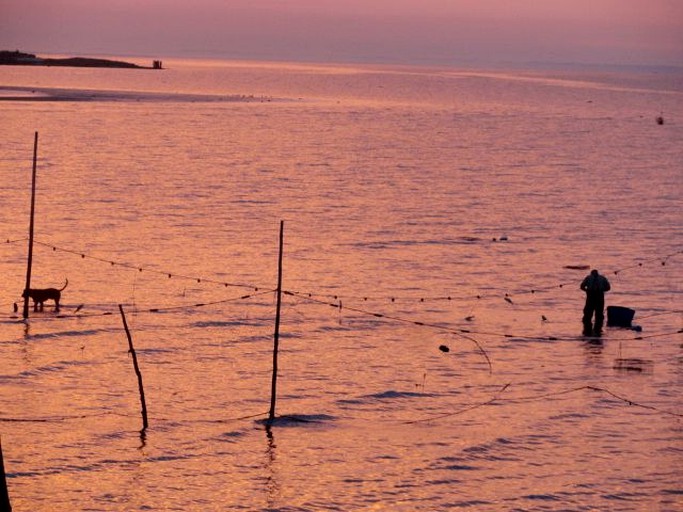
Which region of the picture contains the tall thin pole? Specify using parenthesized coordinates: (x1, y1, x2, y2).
(0, 436, 11, 512)
(23, 131, 39, 320)
(119, 305, 149, 432)
(268, 220, 284, 425)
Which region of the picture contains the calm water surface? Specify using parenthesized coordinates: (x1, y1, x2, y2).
(0, 58, 682, 511)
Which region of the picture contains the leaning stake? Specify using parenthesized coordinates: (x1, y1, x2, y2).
(0, 436, 11, 512)
(119, 305, 149, 431)
(268, 220, 285, 425)
(23, 131, 39, 320)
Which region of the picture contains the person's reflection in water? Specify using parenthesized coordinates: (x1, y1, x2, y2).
(583, 337, 604, 361)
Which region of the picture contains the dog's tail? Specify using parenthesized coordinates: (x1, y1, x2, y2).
(59, 278, 69, 291)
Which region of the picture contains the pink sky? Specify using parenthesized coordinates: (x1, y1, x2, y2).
(1, 0, 682, 66)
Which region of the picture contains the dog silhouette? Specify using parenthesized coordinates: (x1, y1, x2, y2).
(22, 279, 68, 312)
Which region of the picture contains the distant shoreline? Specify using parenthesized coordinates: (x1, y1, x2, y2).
(0, 85, 278, 104)
(0, 50, 162, 70)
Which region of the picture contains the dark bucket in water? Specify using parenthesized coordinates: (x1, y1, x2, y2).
(607, 306, 635, 327)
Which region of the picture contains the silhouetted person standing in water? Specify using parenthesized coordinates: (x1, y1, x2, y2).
(580, 269, 611, 335)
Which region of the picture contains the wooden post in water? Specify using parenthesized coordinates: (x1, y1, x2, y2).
(22, 131, 39, 320)
(268, 220, 285, 425)
(0, 436, 11, 512)
(119, 305, 149, 432)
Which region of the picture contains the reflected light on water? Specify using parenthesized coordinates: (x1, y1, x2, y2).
(0, 59, 681, 511)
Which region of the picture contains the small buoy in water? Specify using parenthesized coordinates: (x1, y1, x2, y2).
(439, 345, 450, 353)
(656, 116, 664, 125)
(499, 236, 508, 241)
(564, 264, 590, 270)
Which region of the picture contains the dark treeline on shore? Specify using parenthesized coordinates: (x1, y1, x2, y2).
(0, 50, 162, 69)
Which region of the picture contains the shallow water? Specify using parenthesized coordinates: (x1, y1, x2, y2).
(1, 59, 682, 511)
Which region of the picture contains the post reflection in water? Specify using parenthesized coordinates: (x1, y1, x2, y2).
(139, 428, 147, 450)
(264, 426, 280, 510)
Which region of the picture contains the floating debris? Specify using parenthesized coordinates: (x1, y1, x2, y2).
(613, 358, 653, 373)
(606, 306, 635, 328)
(438, 345, 450, 353)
